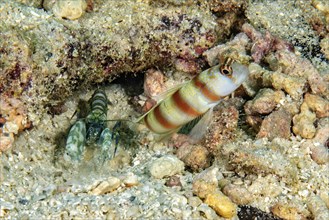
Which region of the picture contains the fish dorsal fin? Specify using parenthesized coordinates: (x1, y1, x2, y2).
(188, 107, 214, 144)
(151, 82, 186, 102)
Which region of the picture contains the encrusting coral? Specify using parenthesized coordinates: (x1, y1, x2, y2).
(0, 0, 221, 126)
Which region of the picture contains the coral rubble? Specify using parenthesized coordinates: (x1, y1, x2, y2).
(1, 0, 328, 219)
(0, 0, 219, 127)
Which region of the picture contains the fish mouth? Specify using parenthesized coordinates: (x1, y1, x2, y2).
(231, 62, 249, 86)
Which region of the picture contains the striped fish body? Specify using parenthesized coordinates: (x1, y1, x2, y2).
(142, 61, 249, 134)
(85, 89, 109, 145)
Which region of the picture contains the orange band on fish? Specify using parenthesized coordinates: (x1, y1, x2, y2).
(193, 77, 222, 102)
(153, 106, 177, 129)
(172, 90, 201, 117)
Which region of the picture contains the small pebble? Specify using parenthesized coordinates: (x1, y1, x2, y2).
(223, 184, 254, 205)
(188, 196, 202, 208)
(142, 98, 157, 113)
(309, 142, 329, 165)
(0, 133, 14, 152)
(18, 198, 29, 205)
(293, 103, 316, 139)
(165, 175, 182, 187)
(204, 191, 237, 218)
(123, 172, 139, 187)
(192, 167, 220, 199)
(149, 155, 184, 179)
(194, 166, 220, 185)
(172, 194, 188, 206)
(90, 177, 121, 195)
(197, 204, 219, 220)
(143, 69, 166, 98)
(304, 93, 329, 118)
(257, 109, 292, 140)
(44, 0, 87, 20)
(271, 72, 307, 100)
(244, 88, 285, 115)
(176, 144, 211, 172)
(192, 179, 217, 199)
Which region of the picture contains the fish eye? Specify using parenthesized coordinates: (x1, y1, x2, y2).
(220, 65, 233, 76)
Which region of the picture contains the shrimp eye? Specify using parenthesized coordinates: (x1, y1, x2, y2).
(220, 65, 233, 76)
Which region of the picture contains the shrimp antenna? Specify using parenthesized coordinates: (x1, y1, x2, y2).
(103, 118, 136, 124)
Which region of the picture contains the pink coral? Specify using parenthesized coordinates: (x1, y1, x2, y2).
(242, 23, 294, 63)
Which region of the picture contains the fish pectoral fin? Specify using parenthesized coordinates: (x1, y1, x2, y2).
(154, 128, 182, 142)
(156, 107, 213, 143)
(187, 107, 214, 144)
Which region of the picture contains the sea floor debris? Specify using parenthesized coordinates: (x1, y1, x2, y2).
(1, 83, 328, 219)
(1, 0, 329, 219)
